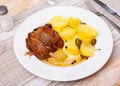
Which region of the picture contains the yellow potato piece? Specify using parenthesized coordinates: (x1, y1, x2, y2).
(80, 42, 95, 56)
(49, 48, 67, 62)
(60, 27, 76, 40)
(53, 27, 62, 33)
(62, 57, 81, 66)
(48, 57, 61, 65)
(68, 17, 81, 27)
(77, 24, 98, 42)
(50, 16, 68, 32)
(77, 33, 92, 43)
(65, 39, 80, 55)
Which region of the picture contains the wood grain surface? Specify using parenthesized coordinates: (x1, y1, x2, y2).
(0, 0, 43, 15)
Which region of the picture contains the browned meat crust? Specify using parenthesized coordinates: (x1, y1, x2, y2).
(26, 24, 64, 59)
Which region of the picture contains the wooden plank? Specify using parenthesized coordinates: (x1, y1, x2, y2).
(0, 0, 44, 15)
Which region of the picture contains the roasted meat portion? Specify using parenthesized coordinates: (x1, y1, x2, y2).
(26, 24, 64, 59)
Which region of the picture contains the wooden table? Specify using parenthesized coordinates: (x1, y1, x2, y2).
(0, 0, 120, 86)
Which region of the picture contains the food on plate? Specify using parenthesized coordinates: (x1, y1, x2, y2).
(60, 27, 76, 40)
(50, 16, 68, 33)
(26, 24, 64, 59)
(75, 38, 82, 49)
(80, 42, 95, 56)
(64, 38, 80, 55)
(26, 15, 98, 66)
(68, 17, 81, 28)
(49, 48, 68, 62)
(77, 24, 98, 43)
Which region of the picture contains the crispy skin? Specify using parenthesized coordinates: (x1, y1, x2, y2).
(26, 24, 64, 59)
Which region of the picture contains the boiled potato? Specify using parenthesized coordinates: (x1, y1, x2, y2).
(62, 57, 81, 66)
(49, 48, 67, 62)
(77, 33, 92, 43)
(48, 57, 61, 65)
(53, 27, 62, 33)
(68, 17, 81, 28)
(60, 27, 76, 40)
(77, 24, 98, 42)
(50, 16, 68, 33)
(65, 39, 80, 55)
(80, 42, 95, 56)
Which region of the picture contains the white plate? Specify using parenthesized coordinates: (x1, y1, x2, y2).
(14, 6, 113, 81)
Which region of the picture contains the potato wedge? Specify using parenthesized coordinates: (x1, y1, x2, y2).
(49, 48, 67, 62)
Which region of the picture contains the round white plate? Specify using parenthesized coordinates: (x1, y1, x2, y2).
(14, 6, 113, 81)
